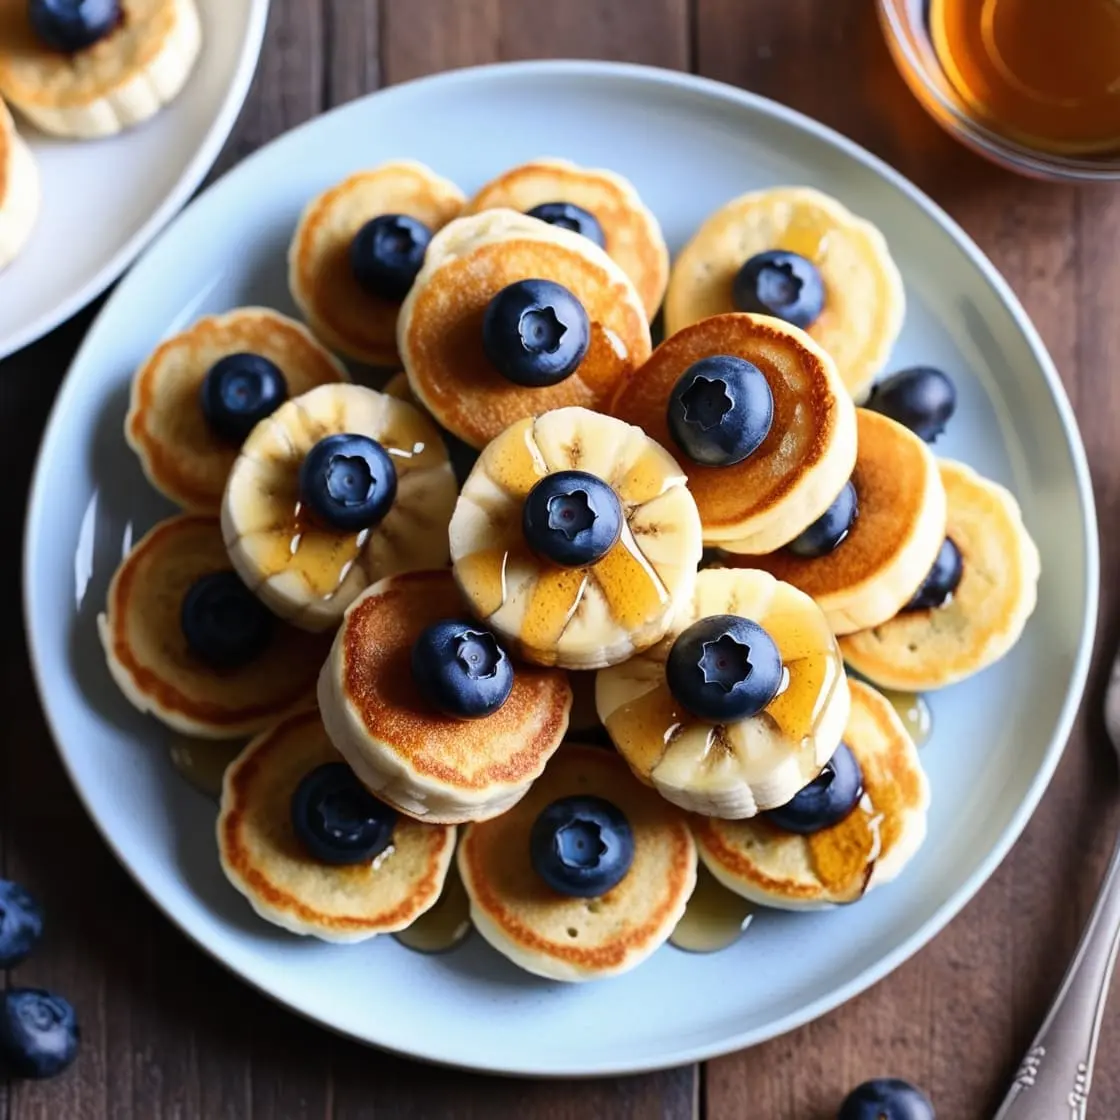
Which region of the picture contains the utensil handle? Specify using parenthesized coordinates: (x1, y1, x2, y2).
(993, 828, 1120, 1119)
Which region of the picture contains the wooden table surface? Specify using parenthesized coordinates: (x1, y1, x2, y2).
(2, 2, 1117, 1117)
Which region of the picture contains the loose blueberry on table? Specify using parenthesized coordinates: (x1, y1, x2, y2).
(0, 880, 44, 968)
(0, 989, 79, 1080)
(787, 480, 859, 558)
(349, 213, 433, 301)
(732, 249, 825, 329)
(299, 433, 398, 532)
(522, 470, 622, 568)
(482, 278, 591, 387)
(180, 570, 274, 669)
(525, 201, 606, 248)
(411, 619, 514, 719)
(290, 763, 397, 865)
(199, 353, 288, 443)
(30, 0, 119, 53)
(903, 538, 963, 612)
(838, 1077, 935, 1120)
(667, 355, 774, 467)
(866, 366, 957, 443)
(530, 796, 635, 898)
(763, 743, 864, 834)
(666, 614, 784, 723)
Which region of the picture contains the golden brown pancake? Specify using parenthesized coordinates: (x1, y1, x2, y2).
(611, 312, 857, 553)
(317, 569, 572, 824)
(218, 709, 456, 942)
(458, 744, 697, 981)
(735, 409, 948, 635)
(98, 515, 331, 739)
(126, 308, 347, 514)
(840, 460, 1040, 690)
(398, 209, 652, 450)
(693, 680, 929, 908)
(462, 157, 669, 318)
(288, 160, 465, 368)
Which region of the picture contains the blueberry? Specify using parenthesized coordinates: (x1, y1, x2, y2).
(525, 202, 606, 248)
(199, 353, 287, 443)
(530, 796, 634, 898)
(522, 470, 622, 568)
(666, 615, 784, 723)
(787, 481, 859, 558)
(290, 763, 397, 865)
(666, 355, 774, 467)
(482, 279, 590, 387)
(838, 1078, 935, 1120)
(180, 571, 273, 669)
(732, 250, 825, 329)
(903, 537, 962, 612)
(299, 433, 398, 532)
(0, 990, 79, 1080)
(349, 214, 432, 302)
(30, 0, 119, 52)
(866, 366, 956, 442)
(763, 743, 864, 834)
(411, 619, 514, 719)
(0, 881, 43, 968)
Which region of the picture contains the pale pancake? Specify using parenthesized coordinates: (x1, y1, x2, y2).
(288, 160, 465, 368)
(0, 97, 37, 269)
(398, 209, 651, 450)
(664, 187, 905, 400)
(458, 744, 696, 981)
(596, 568, 850, 820)
(317, 570, 572, 825)
(693, 680, 929, 908)
(0, 0, 201, 138)
(739, 410, 948, 635)
(218, 709, 456, 942)
(126, 308, 347, 513)
(98, 515, 331, 739)
(611, 312, 857, 553)
(462, 157, 669, 318)
(840, 460, 1040, 690)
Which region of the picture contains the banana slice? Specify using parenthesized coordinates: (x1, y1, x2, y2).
(0, 99, 38, 270)
(222, 383, 456, 632)
(449, 406, 703, 671)
(0, 0, 202, 139)
(596, 567, 850, 818)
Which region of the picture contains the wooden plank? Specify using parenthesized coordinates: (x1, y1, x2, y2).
(324, 0, 381, 108)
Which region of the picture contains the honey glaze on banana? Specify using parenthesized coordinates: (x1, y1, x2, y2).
(670, 865, 756, 953)
(393, 863, 472, 954)
(168, 736, 244, 800)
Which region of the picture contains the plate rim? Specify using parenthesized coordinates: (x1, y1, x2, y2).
(0, 0, 271, 360)
(22, 58, 1100, 1077)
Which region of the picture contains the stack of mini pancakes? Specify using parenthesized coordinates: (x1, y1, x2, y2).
(100, 159, 1040, 980)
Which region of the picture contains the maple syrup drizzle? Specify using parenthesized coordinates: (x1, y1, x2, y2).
(393, 864, 472, 954)
(807, 790, 885, 899)
(880, 689, 933, 748)
(168, 736, 243, 800)
(670, 865, 756, 953)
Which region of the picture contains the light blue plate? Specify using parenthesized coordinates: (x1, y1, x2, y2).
(22, 61, 1098, 1076)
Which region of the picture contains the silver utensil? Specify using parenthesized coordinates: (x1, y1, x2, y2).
(993, 651, 1120, 1119)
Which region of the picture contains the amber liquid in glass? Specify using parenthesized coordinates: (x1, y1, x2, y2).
(930, 0, 1120, 154)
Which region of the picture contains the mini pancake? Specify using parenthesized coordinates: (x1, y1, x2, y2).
(398, 209, 652, 450)
(596, 568, 850, 820)
(218, 709, 456, 943)
(98, 515, 331, 739)
(693, 680, 929, 908)
(735, 409, 948, 635)
(449, 406, 703, 671)
(840, 460, 1040, 691)
(0, 97, 38, 270)
(462, 157, 669, 318)
(664, 186, 905, 400)
(458, 744, 696, 981)
(611, 312, 857, 554)
(126, 307, 348, 514)
(317, 570, 572, 825)
(288, 160, 465, 368)
(0, 0, 202, 139)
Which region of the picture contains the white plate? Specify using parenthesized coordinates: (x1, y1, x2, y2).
(23, 61, 1098, 1076)
(0, 0, 269, 359)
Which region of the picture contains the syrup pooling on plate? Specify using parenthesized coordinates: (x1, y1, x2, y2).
(881, 689, 933, 748)
(393, 863, 472, 954)
(669, 864, 755, 953)
(168, 736, 243, 800)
